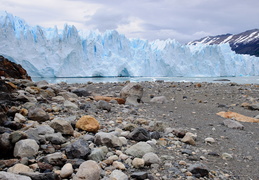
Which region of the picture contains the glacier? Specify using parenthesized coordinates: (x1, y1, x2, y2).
(0, 11, 259, 78)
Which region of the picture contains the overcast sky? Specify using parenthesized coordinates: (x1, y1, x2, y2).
(1, 0, 259, 43)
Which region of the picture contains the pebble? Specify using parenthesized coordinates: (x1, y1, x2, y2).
(143, 152, 161, 165)
(205, 137, 216, 143)
(132, 158, 145, 168)
(60, 163, 73, 178)
(113, 161, 126, 170)
(76, 115, 100, 132)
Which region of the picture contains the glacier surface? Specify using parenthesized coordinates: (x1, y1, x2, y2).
(0, 11, 259, 77)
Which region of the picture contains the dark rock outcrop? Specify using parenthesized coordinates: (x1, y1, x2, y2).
(0, 55, 31, 80)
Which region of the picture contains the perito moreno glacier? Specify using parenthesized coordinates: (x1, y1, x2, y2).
(0, 11, 259, 78)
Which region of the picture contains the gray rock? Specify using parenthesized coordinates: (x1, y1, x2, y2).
(51, 96, 65, 102)
(125, 142, 154, 158)
(25, 128, 44, 144)
(73, 160, 101, 180)
(143, 152, 161, 165)
(150, 96, 168, 103)
(95, 132, 122, 148)
(19, 172, 58, 180)
(65, 138, 91, 159)
(43, 152, 67, 166)
(64, 100, 78, 109)
(223, 119, 244, 130)
(88, 148, 106, 162)
(97, 100, 111, 111)
(9, 131, 28, 144)
(129, 127, 150, 141)
(120, 83, 143, 105)
(187, 163, 209, 178)
(14, 139, 39, 158)
(0, 133, 13, 158)
(249, 103, 259, 110)
(110, 170, 128, 180)
(45, 132, 66, 145)
(36, 125, 55, 135)
(36, 80, 49, 89)
(50, 118, 74, 135)
(72, 88, 91, 97)
(131, 172, 148, 180)
(150, 131, 161, 139)
(0, 171, 31, 180)
(59, 92, 78, 100)
(28, 107, 49, 122)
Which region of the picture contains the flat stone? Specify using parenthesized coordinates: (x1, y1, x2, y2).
(97, 100, 111, 111)
(223, 119, 244, 129)
(131, 172, 148, 180)
(7, 163, 33, 173)
(36, 125, 55, 135)
(88, 148, 106, 162)
(0, 171, 32, 180)
(150, 96, 168, 103)
(44, 132, 66, 145)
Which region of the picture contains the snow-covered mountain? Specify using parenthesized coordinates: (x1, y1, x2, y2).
(188, 29, 259, 57)
(0, 11, 259, 78)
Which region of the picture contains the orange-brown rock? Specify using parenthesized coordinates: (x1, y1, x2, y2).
(217, 111, 259, 123)
(0, 56, 31, 80)
(76, 115, 100, 132)
(93, 96, 125, 104)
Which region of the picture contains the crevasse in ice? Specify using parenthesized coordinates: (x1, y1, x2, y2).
(0, 11, 258, 77)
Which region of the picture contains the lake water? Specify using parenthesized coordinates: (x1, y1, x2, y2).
(32, 76, 259, 84)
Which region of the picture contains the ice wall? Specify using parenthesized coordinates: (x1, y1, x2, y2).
(0, 11, 259, 77)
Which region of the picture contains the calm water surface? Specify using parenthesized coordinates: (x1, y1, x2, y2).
(32, 76, 259, 84)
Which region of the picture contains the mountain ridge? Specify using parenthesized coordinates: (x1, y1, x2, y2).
(188, 29, 259, 57)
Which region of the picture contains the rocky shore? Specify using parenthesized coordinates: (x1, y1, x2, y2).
(0, 77, 259, 180)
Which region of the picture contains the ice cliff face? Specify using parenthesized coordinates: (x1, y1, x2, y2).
(0, 11, 259, 77)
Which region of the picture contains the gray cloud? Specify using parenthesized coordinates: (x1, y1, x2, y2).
(1, 0, 259, 43)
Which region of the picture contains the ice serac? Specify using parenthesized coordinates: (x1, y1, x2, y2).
(0, 11, 259, 77)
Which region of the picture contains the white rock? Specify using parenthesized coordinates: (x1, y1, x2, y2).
(60, 163, 73, 178)
(14, 113, 26, 123)
(8, 163, 33, 174)
(205, 137, 215, 143)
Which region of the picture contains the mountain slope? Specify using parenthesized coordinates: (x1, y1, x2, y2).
(188, 29, 259, 57)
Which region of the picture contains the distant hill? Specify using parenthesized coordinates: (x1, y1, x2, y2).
(188, 29, 259, 57)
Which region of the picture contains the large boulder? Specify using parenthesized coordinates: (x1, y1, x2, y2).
(120, 83, 143, 105)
